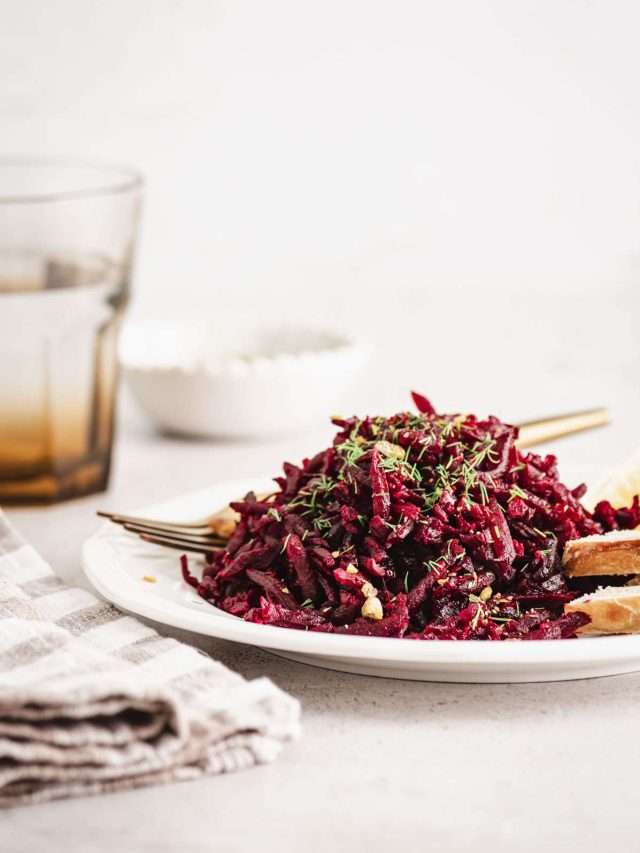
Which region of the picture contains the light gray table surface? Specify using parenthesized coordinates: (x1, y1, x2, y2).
(3, 401, 640, 853)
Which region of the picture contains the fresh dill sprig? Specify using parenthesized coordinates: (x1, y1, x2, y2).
(435, 463, 452, 490)
(468, 436, 497, 469)
(286, 474, 336, 511)
(336, 437, 367, 467)
(423, 486, 443, 512)
(415, 441, 431, 462)
(280, 533, 292, 554)
(508, 485, 528, 502)
(379, 454, 423, 483)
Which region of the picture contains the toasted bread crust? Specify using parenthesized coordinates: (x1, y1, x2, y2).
(565, 593, 640, 635)
(563, 537, 640, 577)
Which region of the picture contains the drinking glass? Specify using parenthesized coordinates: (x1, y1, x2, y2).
(0, 159, 143, 503)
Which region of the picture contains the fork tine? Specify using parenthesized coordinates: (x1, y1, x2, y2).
(98, 511, 213, 535)
(97, 491, 272, 538)
(137, 532, 223, 554)
(122, 522, 226, 546)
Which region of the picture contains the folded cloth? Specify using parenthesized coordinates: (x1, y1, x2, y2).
(0, 513, 300, 808)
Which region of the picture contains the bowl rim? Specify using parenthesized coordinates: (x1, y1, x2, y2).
(119, 319, 368, 376)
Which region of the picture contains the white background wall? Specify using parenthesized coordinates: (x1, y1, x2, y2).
(2, 0, 639, 432)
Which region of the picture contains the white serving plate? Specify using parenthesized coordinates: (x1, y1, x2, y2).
(83, 478, 640, 683)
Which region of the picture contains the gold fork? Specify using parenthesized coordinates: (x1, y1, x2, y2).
(98, 406, 609, 553)
(96, 502, 246, 554)
(515, 407, 608, 449)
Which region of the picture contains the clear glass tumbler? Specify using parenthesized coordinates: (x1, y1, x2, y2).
(0, 159, 143, 503)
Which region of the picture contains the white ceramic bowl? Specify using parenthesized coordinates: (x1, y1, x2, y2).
(120, 321, 368, 439)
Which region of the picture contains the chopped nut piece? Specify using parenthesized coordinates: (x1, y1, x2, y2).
(282, 586, 290, 594)
(361, 582, 378, 598)
(361, 596, 383, 620)
(142, 575, 157, 583)
(208, 510, 240, 540)
(374, 440, 405, 460)
(331, 550, 341, 558)
(345, 563, 358, 575)
(479, 585, 493, 601)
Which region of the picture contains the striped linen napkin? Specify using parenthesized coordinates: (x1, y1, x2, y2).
(0, 512, 300, 808)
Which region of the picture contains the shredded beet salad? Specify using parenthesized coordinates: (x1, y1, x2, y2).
(182, 393, 640, 640)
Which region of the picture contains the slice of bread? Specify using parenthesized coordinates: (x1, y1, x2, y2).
(565, 586, 640, 635)
(562, 529, 640, 577)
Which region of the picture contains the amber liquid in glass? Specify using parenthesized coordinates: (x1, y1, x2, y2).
(0, 251, 128, 503)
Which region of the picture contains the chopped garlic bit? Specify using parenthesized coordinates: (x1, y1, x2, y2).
(361, 596, 383, 620)
(361, 582, 378, 598)
(374, 440, 405, 460)
(479, 585, 493, 601)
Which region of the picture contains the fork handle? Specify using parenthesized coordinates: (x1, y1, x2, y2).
(515, 407, 609, 449)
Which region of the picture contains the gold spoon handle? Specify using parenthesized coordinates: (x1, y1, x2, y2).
(516, 407, 609, 448)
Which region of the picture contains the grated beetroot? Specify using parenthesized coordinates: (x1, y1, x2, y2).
(182, 395, 640, 640)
